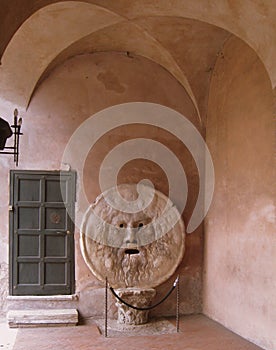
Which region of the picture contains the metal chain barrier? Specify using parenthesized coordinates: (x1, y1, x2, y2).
(109, 276, 179, 311)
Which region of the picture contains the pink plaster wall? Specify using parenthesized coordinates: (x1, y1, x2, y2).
(0, 52, 203, 319)
(204, 37, 275, 350)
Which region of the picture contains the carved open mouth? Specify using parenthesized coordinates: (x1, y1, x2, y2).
(125, 249, 140, 255)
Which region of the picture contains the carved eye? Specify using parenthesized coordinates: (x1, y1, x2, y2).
(119, 223, 126, 228)
(138, 223, 143, 228)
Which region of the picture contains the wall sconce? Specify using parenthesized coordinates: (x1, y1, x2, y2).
(0, 109, 23, 166)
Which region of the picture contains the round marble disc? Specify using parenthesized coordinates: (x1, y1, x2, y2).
(80, 184, 185, 288)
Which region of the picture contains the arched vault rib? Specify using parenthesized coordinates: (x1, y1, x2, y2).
(0, 2, 122, 109)
(29, 20, 201, 122)
(0, 1, 275, 89)
(89, 0, 276, 88)
(0, 1, 201, 124)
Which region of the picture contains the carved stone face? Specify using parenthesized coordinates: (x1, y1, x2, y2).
(80, 184, 185, 288)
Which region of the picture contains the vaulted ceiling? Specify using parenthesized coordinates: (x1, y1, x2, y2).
(0, 0, 275, 123)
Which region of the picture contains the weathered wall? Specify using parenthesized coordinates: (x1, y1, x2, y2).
(0, 52, 203, 320)
(204, 37, 275, 350)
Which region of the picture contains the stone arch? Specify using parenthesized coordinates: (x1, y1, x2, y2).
(0, 1, 199, 120)
(0, 1, 274, 121)
(0, 0, 274, 87)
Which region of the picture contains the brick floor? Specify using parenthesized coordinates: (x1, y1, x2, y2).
(12, 315, 263, 350)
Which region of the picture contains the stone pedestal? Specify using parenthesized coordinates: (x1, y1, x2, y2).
(114, 288, 156, 325)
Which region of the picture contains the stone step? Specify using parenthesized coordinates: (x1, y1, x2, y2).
(7, 309, 78, 328)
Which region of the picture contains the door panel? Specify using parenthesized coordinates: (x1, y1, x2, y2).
(18, 235, 40, 256)
(45, 207, 66, 230)
(18, 263, 39, 284)
(45, 235, 66, 257)
(10, 171, 76, 295)
(19, 179, 40, 201)
(45, 179, 67, 202)
(18, 207, 40, 229)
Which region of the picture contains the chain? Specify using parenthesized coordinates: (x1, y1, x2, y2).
(110, 276, 179, 311)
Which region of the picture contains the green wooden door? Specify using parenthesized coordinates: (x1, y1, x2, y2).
(9, 171, 76, 295)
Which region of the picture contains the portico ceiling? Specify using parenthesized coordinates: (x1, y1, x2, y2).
(0, 0, 275, 121)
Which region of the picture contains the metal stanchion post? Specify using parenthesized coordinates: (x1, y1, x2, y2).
(176, 275, 180, 332)
(105, 277, 108, 337)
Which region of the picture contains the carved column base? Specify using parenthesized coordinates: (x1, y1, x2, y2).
(114, 288, 156, 325)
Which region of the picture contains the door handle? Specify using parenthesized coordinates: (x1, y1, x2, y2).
(56, 230, 71, 235)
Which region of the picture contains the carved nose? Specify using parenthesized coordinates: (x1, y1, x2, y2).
(125, 239, 137, 244)
(125, 228, 137, 245)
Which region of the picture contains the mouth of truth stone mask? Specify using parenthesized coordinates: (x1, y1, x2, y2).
(80, 184, 185, 288)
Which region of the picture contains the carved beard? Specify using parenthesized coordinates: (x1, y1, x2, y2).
(85, 228, 179, 288)
(117, 248, 150, 287)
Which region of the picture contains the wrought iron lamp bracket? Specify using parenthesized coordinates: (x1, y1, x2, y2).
(0, 109, 23, 166)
